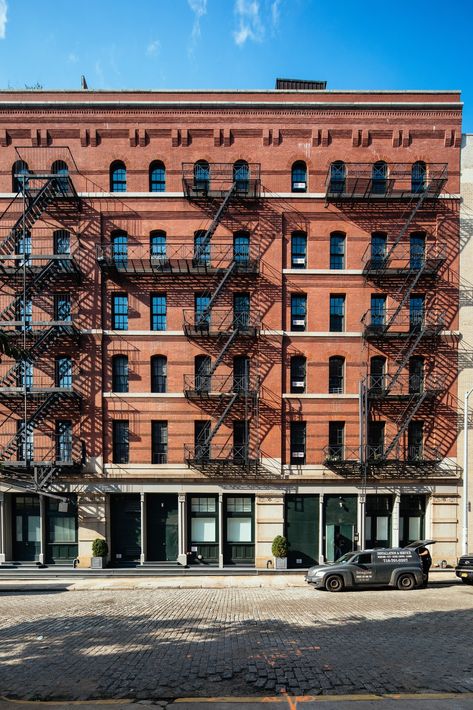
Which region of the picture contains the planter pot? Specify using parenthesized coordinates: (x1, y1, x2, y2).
(91, 556, 107, 569)
(274, 557, 287, 570)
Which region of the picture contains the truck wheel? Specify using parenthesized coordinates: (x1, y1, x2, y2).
(396, 573, 416, 590)
(461, 578, 473, 584)
(325, 575, 344, 592)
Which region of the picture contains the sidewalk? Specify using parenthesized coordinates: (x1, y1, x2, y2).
(0, 569, 457, 592)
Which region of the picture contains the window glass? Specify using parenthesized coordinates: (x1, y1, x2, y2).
(112, 294, 128, 330)
(329, 296, 345, 332)
(150, 162, 165, 192)
(192, 518, 216, 542)
(227, 518, 252, 542)
(330, 234, 345, 269)
(150, 232, 166, 257)
(291, 233, 307, 268)
(191, 497, 217, 512)
(111, 162, 126, 192)
(227, 497, 252, 512)
(151, 294, 166, 331)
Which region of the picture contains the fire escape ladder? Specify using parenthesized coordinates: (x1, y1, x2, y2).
(209, 329, 240, 377)
(0, 177, 62, 255)
(385, 259, 427, 332)
(387, 327, 427, 395)
(383, 391, 429, 460)
(0, 393, 60, 462)
(26, 325, 67, 362)
(385, 188, 431, 260)
(0, 259, 58, 322)
(201, 393, 239, 452)
(193, 182, 236, 262)
(198, 261, 236, 327)
(0, 362, 22, 389)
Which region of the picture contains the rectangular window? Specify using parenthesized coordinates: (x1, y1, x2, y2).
(16, 296, 32, 332)
(190, 495, 218, 544)
(195, 293, 210, 327)
(290, 421, 306, 464)
(194, 420, 211, 460)
(368, 421, 385, 460)
(410, 295, 425, 330)
(408, 421, 424, 460)
(290, 356, 306, 394)
(330, 234, 345, 270)
(151, 293, 167, 331)
(54, 294, 71, 322)
(291, 233, 307, 269)
(233, 420, 249, 461)
(56, 419, 73, 462)
(329, 295, 345, 332)
(151, 421, 168, 464)
(328, 421, 344, 459)
(291, 294, 307, 331)
(112, 294, 128, 330)
(233, 293, 250, 329)
(370, 295, 386, 328)
(113, 420, 129, 464)
(54, 230, 70, 255)
(55, 356, 72, 388)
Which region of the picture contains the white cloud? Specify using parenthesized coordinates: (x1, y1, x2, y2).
(233, 0, 282, 46)
(233, 0, 264, 46)
(146, 39, 161, 57)
(67, 52, 79, 64)
(0, 1, 7, 39)
(188, 0, 207, 55)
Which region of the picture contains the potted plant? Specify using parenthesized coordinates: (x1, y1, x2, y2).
(272, 535, 288, 570)
(91, 538, 108, 569)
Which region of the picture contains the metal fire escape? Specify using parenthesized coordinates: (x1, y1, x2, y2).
(324, 161, 448, 477)
(181, 162, 262, 476)
(0, 149, 83, 492)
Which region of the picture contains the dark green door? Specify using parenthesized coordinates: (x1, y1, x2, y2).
(224, 495, 255, 566)
(46, 495, 78, 564)
(146, 494, 178, 561)
(285, 495, 319, 567)
(12, 495, 41, 561)
(324, 494, 357, 562)
(110, 494, 141, 563)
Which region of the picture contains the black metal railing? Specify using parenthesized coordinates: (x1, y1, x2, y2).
(182, 163, 261, 199)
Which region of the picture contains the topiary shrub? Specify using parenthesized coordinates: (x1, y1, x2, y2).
(92, 538, 108, 557)
(271, 535, 288, 559)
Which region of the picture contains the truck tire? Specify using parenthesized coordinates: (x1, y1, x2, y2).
(325, 575, 344, 592)
(461, 578, 473, 584)
(396, 573, 416, 590)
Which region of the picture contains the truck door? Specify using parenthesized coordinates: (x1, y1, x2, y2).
(350, 552, 376, 586)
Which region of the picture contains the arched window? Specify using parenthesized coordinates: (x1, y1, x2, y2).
(233, 231, 250, 265)
(51, 160, 69, 192)
(329, 161, 346, 193)
(290, 355, 306, 393)
(372, 161, 388, 195)
(53, 229, 70, 255)
(112, 355, 129, 393)
(409, 356, 424, 394)
(291, 161, 307, 192)
(370, 356, 386, 393)
(371, 232, 387, 269)
(149, 161, 165, 192)
(12, 160, 29, 192)
(194, 355, 211, 392)
(233, 355, 250, 392)
(194, 160, 210, 192)
(150, 230, 166, 260)
(329, 356, 345, 394)
(110, 161, 127, 192)
(233, 160, 249, 194)
(151, 355, 167, 393)
(412, 161, 426, 193)
(111, 231, 128, 266)
(194, 230, 210, 265)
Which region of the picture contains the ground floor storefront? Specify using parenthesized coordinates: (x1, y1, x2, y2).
(0, 482, 461, 568)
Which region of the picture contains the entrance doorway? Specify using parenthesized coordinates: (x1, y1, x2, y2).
(324, 494, 357, 562)
(285, 494, 319, 567)
(223, 495, 254, 565)
(110, 494, 141, 564)
(146, 494, 178, 561)
(400, 494, 426, 546)
(365, 495, 393, 548)
(12, 494, 40, 561)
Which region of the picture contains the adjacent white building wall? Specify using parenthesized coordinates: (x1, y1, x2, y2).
(459, 133, 473, 556)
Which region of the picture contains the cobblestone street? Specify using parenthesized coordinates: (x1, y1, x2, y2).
(0, 584, 472, 703)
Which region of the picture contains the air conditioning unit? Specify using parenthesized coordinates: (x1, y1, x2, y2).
(293, 319, 305, 326)
(292, 257, 306, 265)
(293, 182, 307, 190)
(292, 381, 305, 389)
(292, 451, 305, 458)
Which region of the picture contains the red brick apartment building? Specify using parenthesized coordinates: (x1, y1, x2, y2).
(0, 82, 463, 568)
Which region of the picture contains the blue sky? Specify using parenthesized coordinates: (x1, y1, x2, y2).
(0, 0, 472, 129)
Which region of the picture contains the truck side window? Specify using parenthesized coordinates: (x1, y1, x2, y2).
(356, 553, 373, 565)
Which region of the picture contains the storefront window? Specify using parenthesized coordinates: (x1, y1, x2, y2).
(227, 517, 252, 542)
